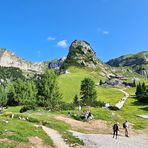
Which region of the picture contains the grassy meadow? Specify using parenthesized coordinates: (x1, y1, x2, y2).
(0, 66, 148, 147)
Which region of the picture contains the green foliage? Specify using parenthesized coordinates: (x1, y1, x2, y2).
(20, 105, 36, 113)
(73, 95, 79, 106)
(0, 86, 7, 107)
(0, 66, 25, 81)
(7, 79, 37, 106)
(99, 80, 103, 85)
(133, 79, 136, 87)
(108, 105, 119, 110)
(135, 82, 148, 103)
(59, 102, 75, 110)
(37, 70, 62, 111)
(80, 78, 97, 106)
(23, 80, 37, 106)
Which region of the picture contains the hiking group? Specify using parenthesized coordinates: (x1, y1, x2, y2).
(113, 121, 129, 139)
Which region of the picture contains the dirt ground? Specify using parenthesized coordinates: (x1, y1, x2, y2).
(56, 115, 110, 134)
(0, 137, 51, 148)
(56, 115, 147, 135)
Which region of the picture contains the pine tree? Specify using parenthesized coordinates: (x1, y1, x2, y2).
(80, 78, 97, 106)
(135, 82, 148, 103)
(38, 70, 62, 111)
(99, 80, 103, 85)
(23, 80, 37, 107)
(132, 79, 136, 87)
(142, 82, 146, 92)
(7, 84, 17, 106)
(136, 83, 142, 96)
(0, 86, 7, 107)
(73, 95, 79, 106)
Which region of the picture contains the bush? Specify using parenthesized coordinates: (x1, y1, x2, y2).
(60, 102, 75, 110)
(90, 100, 105, 107)
(71, 113, 83, 121)
(20, 105, 35, 113)
(108, 105, 119, 110)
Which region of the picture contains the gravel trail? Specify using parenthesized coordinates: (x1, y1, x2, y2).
(72, 131, 148, 148)
(42, 126, 69, 148)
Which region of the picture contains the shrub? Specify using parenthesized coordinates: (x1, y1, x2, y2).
(60, 102, 75, 110)
(20, 105, 35, 113)
(108, 105, 119, 110)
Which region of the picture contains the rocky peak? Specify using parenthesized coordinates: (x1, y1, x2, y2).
(61, 40, 99, 69)
(0, 48, 45, 73)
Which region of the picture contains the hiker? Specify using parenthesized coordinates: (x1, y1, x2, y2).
(123, 121, 129, 137)
(113, 123, 119, 139)
(86, 111, 92, 121)
(68, 112, 71, 117)
(78, 105, 82, 115)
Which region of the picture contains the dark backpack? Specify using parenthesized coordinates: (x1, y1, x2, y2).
(113, 124, 118, 131)
(123, 122, 126, 128)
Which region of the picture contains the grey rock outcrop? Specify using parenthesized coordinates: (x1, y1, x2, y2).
(61, 40, 100, 69)
(0, 48, 45, 73)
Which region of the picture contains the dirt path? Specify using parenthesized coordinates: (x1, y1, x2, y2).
(56, 116, 110, 134)
(72, 130, 148, 148)
(28, 136, 49, 148)
(115, 89, 129, 109)
(42, 126, 69, 148)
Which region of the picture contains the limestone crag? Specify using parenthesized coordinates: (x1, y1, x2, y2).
(62, 40, 100, 69)
(0, 48, 45, 73)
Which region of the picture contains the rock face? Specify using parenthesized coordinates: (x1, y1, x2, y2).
(107, 51, 148, 76)
(0, 48, 45, 73)
(48, 57, 66, 70)
(61, 40, 99, 69)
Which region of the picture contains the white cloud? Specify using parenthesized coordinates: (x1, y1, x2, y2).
(97, 27, 109, 35)
(57, 40, 68, 48)
(47, 37, 56, 41)
(103, 31, 109, 35)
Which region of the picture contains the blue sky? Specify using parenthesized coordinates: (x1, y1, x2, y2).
(0, 0, 148, 62)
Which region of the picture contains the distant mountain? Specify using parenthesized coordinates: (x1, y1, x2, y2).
(1, 43, 147, 78)
(107, 51, 148, 75)
(0, 48, 46, 73)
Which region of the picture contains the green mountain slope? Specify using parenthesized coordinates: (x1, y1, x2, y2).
(107, 51, 148, 76)
(58, 66, 124, 104)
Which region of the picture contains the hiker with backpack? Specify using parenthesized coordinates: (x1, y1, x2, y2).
(123, 120, 129, 137)
(112, 122, 119, 139)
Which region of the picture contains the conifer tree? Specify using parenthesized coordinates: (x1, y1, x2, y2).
(80, 78, 97, 106)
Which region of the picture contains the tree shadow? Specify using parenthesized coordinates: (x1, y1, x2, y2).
(131, 100, 148, 106)
(139, 106, 148, 112)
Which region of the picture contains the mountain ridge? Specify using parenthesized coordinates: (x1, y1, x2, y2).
(0, 48, 46, 73)
(0, 42, 148, 76)
(106, 51, 148, 75)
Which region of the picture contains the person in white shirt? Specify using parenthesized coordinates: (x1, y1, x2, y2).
(123, 120, 129, 137)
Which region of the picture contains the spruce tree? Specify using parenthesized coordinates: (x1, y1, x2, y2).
(73, 95, 79, 106)
(133, 79, 136, 87)
(80, 78, 97, 106)
(142, 82, 146, 92)
(0, 86, 7, 107)
(38, 70, 62, 111)
(99, 80, 103, 85)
